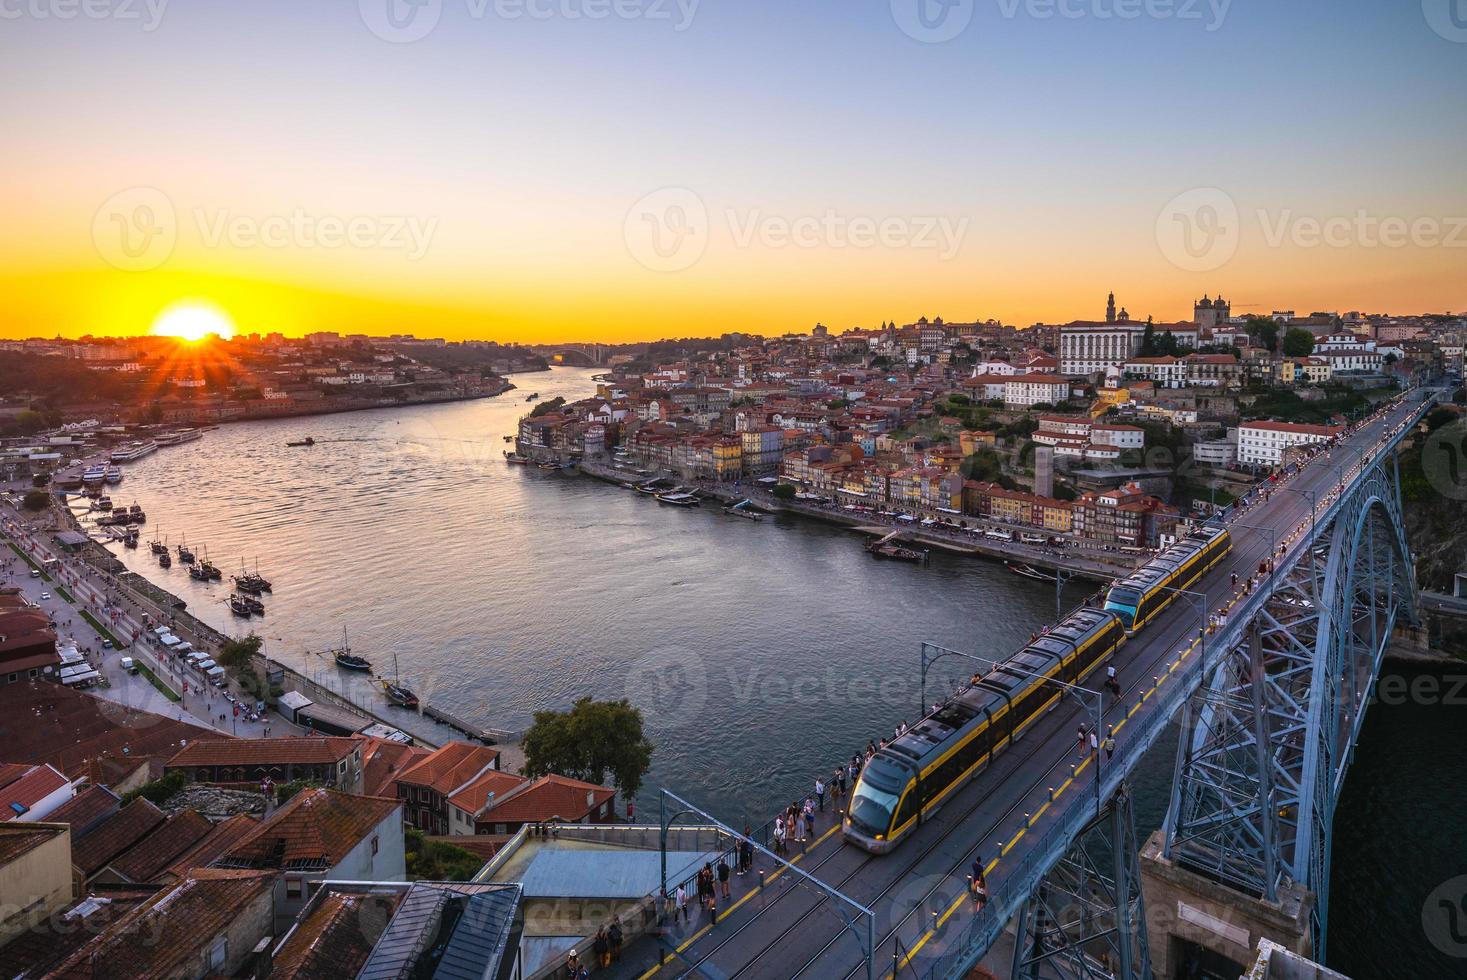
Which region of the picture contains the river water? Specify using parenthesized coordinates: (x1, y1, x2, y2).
(102, 366, 1459, 975)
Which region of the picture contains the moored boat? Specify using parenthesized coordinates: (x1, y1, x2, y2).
(286, 437, 316, 447)
(228, 594, 253, 616)
(503, 451, 531, 464)
(335, 650, 372, 672)
(381, 680, 419, 709)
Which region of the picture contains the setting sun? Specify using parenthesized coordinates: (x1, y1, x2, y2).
(149, 301, 236, 342)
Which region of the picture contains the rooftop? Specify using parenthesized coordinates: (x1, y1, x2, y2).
(223, 787, 400, 871)
(0, 821, 67, 866)
(397, 740, 501, 796)
(71, 798, 166, 877)
(166, 735, 361, 769)
(271, 888, 405, 980)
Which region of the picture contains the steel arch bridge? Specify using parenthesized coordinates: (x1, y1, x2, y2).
(1161, 452, 1417, 955)
(919, 394, 1434, 980)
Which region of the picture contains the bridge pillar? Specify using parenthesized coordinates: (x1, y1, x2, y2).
(1138, 830, 1313, 979)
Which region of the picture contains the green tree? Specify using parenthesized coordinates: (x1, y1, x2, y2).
(21, 490, 49, 511)
(219, 633, 263, 670)
(522, 696, 654, 800)
(1282, 328, 1316, 358)
(1245, 316, 1281, 353)
(31, 473, 50, 488)
(771, 483, 797, 501)
(405, 828, 488, 881)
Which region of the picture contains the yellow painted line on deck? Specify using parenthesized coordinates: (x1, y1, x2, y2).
(634, 822, 842, 980)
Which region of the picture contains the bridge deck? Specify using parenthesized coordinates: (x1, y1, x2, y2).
(608, 395, 1425, 980)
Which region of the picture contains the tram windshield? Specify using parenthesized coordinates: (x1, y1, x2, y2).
(848, 779, 901, 837)
(1104, 586, 1142, 627)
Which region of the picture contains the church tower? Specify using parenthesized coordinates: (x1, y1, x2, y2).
(1106, 292, 1117, 325)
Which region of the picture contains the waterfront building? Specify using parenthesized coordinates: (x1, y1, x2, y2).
(395, 741, 503, 836)
(1237, 420, 1344, 466)
(165, 736, 366, 795)
(1003, 374, 1072, 408)
(1072, 483, 1179, 548)
(1183, 353, 1243, 388)
(1124, 355, 1187, 388)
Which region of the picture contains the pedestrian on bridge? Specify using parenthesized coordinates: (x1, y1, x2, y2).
(970, 858, 988, 912)
(1077, 725, 1089, 758)
(815, 777, 826, 812)
(718, 856, 730, 899)
(1088, 729, 1099, 757)
(1104, 729, 1116, 761)
(739, 834, 754, 875)
(675, 883, 689, 925)
(1105, 664, 1120, 699)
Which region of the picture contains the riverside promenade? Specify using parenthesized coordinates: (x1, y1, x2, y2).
(575, 459, 1139, 582)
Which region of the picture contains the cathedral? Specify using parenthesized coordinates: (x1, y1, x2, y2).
(1194, 294, 1230, 329)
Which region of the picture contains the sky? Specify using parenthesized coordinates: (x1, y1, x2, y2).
(2, 0, 1465, 344)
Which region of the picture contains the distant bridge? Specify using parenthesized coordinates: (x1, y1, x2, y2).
(640, 389, 1436, 979)
(531, 343, 606, 366)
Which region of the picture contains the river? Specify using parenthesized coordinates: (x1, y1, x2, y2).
(100, 366, 1460, 976)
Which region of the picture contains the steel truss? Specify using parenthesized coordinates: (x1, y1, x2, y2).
(1011, 783, 1152, 980)
(1162, 456, 1416, 954)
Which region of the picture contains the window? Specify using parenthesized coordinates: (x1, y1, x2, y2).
(209, 937, 227, 972)
(371, 835, 379, 856)
(286, 878, 303, 899)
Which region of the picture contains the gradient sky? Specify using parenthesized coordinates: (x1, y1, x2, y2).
(2, 0, 1465, 343)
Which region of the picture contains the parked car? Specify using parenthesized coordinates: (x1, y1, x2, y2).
(120, 657, 138, 674)
(39, 591, 51, 600)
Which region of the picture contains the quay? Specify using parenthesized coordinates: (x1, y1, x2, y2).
(572, 457, 1137, 581)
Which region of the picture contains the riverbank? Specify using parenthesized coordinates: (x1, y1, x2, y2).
(573, 458, 1134, 581)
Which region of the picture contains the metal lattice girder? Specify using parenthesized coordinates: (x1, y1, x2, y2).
(1011, 784, 1152, 980)
(1163, 455, 1417, 956)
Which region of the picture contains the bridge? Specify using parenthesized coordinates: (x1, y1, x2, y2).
(621, 388, 1436, 979)
(531, 343, 607, 366)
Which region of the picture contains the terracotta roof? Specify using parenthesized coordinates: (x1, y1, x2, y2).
(46, 784, 121, 838)
(167, 736, 360, 769)
(0, 762, 30, 789)
(161, 812, 259, 881)
(447, 770, 527, 817)
(1, 681, 218, 783)
(271, 889, 404, 980)
(71, 798, 166, 876)
(397, 741, 500, 796)
(361, 737, 431, 797)
(105, 809, 213, 883)
(476, 774, 615, 826)
(0, 822, 67, 865)
(0, 763, 69, 820)
(223, 788, 400, 871)
(46, 869, 277, 980)
(0, 891, 152, 979)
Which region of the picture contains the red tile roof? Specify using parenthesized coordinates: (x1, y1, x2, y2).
(0, 764, 69, 820)
(45, 785, 121, 838)
(161, 812, 259, 882)
(475, 774, 615, 826)
(397, 741, 500, 796)
(1, 681, 218, 783)
(270, 890, 405, 980)
(167, 736, 360, 769)
(71, 799, 166, 877)
(105, 809, 213, 883)
(46, 869, 277, 980)
(223, 788, 400, 871)
(361, 737, 431, 798)
(447, 770, 527, 817)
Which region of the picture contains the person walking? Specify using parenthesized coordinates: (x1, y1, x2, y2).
(803, 798, 815, 841)
(740, 834, 754, 875)
(815, 776, 826, 812)
(1077, 725, 1088, 758)
(1105, 663, 1120, 699)
(675, 883, 689, 925)
(608, 921, 623, 963)
(971, 857, 988, 912)
(1104, 729, 1117, 762)
(592, 928, 609, 968)
(717, 855, 730, 899)
(773, 816, 785, 856)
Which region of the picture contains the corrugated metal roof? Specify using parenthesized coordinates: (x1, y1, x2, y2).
(518, 848, 717, 900)
(356, 882, 521, 980)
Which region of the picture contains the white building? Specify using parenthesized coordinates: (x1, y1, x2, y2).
(1091, 424, 1145, 450)
(1060, 324, 1145, 376)
(1124, 355, 1187, 388)
(1003, 374, 1072, 409)
(1193, 438, 1238, 468)
(1237, 421, 1343, 466)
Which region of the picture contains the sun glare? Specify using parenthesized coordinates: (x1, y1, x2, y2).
(150, 301, 236, 342)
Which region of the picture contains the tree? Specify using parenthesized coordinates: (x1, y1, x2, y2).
(771, 483, 797, 501)
(1282, 328, 1316, 358)
(405, 828, 485, 881)
(522, 696, 654, 800)
(1245, 316, 1281, 353)
(219, 633, 263, 670)
(31, 473, 50, 488)
(21, 490, 48, 511)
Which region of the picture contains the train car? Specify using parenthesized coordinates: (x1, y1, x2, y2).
(843, 608, 1125, 854)
(1102, 524, 1232, 634)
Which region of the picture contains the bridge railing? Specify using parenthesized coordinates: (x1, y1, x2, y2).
(915, 395, 1433, 979)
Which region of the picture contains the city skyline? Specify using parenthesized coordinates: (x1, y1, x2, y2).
(3, 1, 1466, 343)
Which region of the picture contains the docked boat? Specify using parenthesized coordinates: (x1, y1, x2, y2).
(228, 594, 253, 616)
(503, 452, 531, 464)
(189, 564, 211, 581)
(155, 428, 202, 446)
(104, 466, 123, 484)
(177, 541, 196, 564)
(1006, 561, 1059, 583)
(158, 551, 172, 568)
(724, 500, 763, 521)
(636, 478, 673, 496)
(199, 551, 222, 580)
(110, 440, 158, 463)
(82, 464, 107, 486)
(122, 530, 139, 548)
(286, 437, 316, 447)
(502, 435, 513, 443)
(150, 531, 167, 555)
(656, 490, 700, 508)
(868, 541, 929, 562)
(335, 650, 372, 672)
(382, 681, 419, 709)
(243, 595, 265, 615)
(525, 392, 539, 401)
